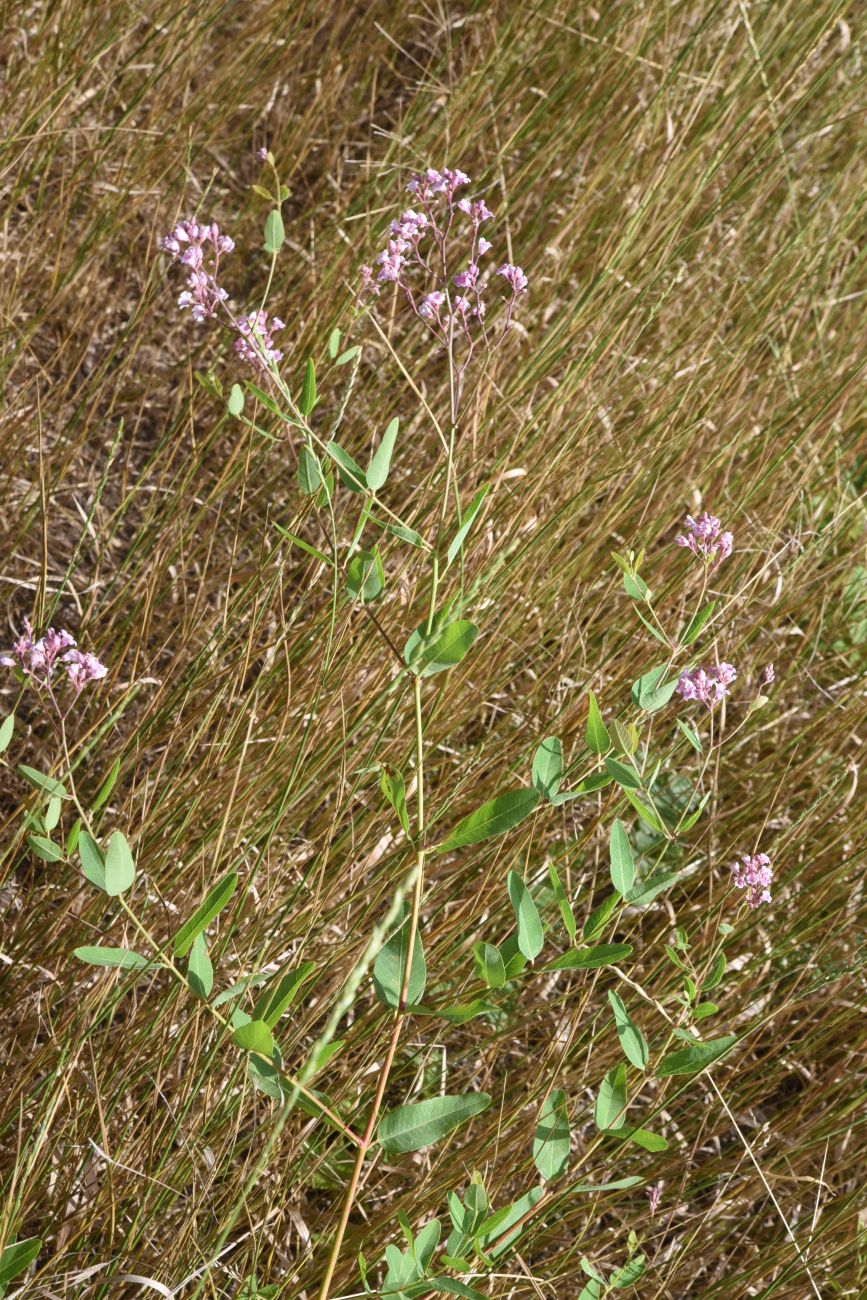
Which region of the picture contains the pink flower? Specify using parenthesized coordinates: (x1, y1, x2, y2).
(162, 219, 234, 322)
(497, 263, 528, 294)
(256, 146, 269, 162)
(647, 1183, 662, 1216)
(457, 197, 494, 223)
(478, 236, 492, 255)
(418, 291, 445, 319)
(233, 311, 284, 373)
(761, 663, 775, 686)
(731, 852, 773, 907)
(675, 512, 733, 564)
(677, 662, 737, 709)
(2, 621, 107, 698)
(453, 262, 479, 289)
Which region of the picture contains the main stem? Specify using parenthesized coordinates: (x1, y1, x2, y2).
(316, 676, 427, 1300)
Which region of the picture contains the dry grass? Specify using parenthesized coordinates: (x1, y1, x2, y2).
(2, 1, 867, 1297)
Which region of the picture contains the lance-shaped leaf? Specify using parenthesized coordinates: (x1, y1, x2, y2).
(379, 765, 410, 836)
(631, 665, 678, 713)
(548, 943, 633, 971)
(378, 1093, 491, 1154)
(532, 735, 563, 798)
(373, 907, 426, 1007)
(438, 789, 540, 853)
(657, 1035, 736, 1077)
(609, 820, 635, 895)
(446, 484, 489, 568)
(0, 1238, 42, 1289)
(366, 416, 399, 490)
(253, 962, 316, 1026)
(533, 1089, 570, 1179)
(608, 989, 649, 1069)
(507, 871, 544, 959)
(263, 207, 285, 254)
(188, 933, 214, 999)
(595, 1064, 628, 1130)
(585, 691, 610, 755)
(345, 546, 384, 603)
(73, 946, 149, 970)
(173, 870, 238, 957)
(473, 941, 506, 989)
(326, 439, 367, 492)
(548, 862, 576, 941)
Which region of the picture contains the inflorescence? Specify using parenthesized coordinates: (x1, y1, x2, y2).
(676, 512, 733, 565)
(360, 166, 528, 369)
(731, 852, 773, 907)
(676, 661, 737, 709)
(2, 620, 107, 702)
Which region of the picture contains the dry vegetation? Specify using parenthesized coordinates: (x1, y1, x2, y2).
(2, 1, 867, 1297)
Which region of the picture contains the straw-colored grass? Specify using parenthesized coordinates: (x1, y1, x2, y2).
(2, 2, 866, 1297)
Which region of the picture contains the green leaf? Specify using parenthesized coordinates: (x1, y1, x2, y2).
(386, 522, 425, 548)
(300, 357, 317, 415)
(676, 716, 702, 752)
(379, 765, 410, 836)
(657, 1034, 737, 1077)
(346, 547, 384, 603)
(104, 831, 136, 896)
(604, 757, 641, 790)
(188, 933, 214, 999)
(298, 445, 324, 494)
(682, 600, 716, 646)
(473, 941, 506, 989)
(91, 756, 122, 812)
(608, 990, 648, 1069)
(573, 1175, 643, 1193)
(507, 871, 544, 959)
(336, 345, 361, 365)
(607, 1126, 668, 1152)
(583, 890, 620, 940)
(702, 952, 726, 991)
(578, 1282, 603, 1300)
(609, 820, 635, 895)
(548, 862, 576, 941)
(404, 619, 478, 677)
(173, 870, 238, 957)
(417, 1280, 486, 1299)
(595, 1064, 628, 1130)
(73, 946, 149, 970)
(263, 207, 285, 254)
(477, 1185, 544, 1256)
(532, 736, 563, 798)
(378, 1093, 491, 1154)
(446, 485, 489, 568)
(0, 1238, 42, 1288)
(227, 383, 245, 417)
(28, 834, 63, 862)
(366, 416, 399, 491)
(694, 1001, 719, 1020)
(611, 1255, 646, 1287)
(326, 439, 367, 492)
(622, 788, 666, 834)
(439, 788, 540, 853)
(253, 962, 316, 1026)
(18, 765, 66, 799)
(232, 1019, 274, 1055)
(623, 571, 650, 601)
(625, 870, 679, 907)
(373, 908, 426, 1008)
(327, 326, 341, 359)
(631, 665, 678, 713)
(548, 943, 632, 971)
(585, 691, 610, 755)
(533, 1088, 570, 1179)
(498, 933, 527, 978)
(44, 797, 61, 831)
(409, 1001, 495, 1024)
(79, 831, 106, 890)
(0, 712, 14, 754)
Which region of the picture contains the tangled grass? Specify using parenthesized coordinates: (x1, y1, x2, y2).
(2, 2, 866, 1297)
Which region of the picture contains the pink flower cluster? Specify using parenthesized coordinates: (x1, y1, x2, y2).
(676, 661, 737, 708)
(162, 220, 233, 323)
(234, 310, 284, 373)
(360, 166, 528, 364)
(1, 621, 107, 697)
(731, 852, 773, 907)
(675, 512, 733, 565)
